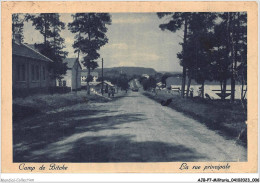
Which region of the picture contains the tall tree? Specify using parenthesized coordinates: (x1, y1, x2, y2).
(26, 13, 55, 45)
(68, 13, 111, 94)
(210, 17, 231, 100)
(230, 12, 247, 103)
(236, 13, 247, 104)
(26, 13, 68, 79)
(211, 12, 247, 101)
(184, 13, 217, 98)
(12, 14, 24, 41)
(157, 13, 191, 98)
(50, 14, 68, 80)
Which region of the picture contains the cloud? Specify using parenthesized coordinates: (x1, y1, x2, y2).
(110, 52, 161, 63)
(133, 53, 161, 61)
(113, 16, 151, 24)
(106, 43, 128, 50)
(118, 61, 136, 67)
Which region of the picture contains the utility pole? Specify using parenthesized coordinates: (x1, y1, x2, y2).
(75, 15, 80, 93)
(101, 58, 104, 95)
(75, 32, 80, 93)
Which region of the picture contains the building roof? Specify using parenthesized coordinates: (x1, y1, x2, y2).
(89, 81, 101, 86)
(63, 58, 82, 70)
(157, 82, 163, 86)
(96, 81, 114, 87)
(142, 74, 149, 78)
(12, 41, 53, 62)
(104, 81, 114, 87)
(89, 81, 114, 87)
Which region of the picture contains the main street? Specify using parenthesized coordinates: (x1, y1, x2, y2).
(14, 91, 246, 162)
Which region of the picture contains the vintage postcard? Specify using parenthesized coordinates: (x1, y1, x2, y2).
(1, 1, 258, 174)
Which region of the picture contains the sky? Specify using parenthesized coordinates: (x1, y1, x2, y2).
(23, 13, 183, 72)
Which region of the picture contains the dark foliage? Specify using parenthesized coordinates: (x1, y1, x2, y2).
(68, 13, 111, 94)
(26, 13, 68, 79)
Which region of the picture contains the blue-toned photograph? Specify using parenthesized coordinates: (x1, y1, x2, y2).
(12, 12, 247, 163)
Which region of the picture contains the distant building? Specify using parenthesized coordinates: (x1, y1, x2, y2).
(12, 36, 56, 97)
(81, 70, 99, 82)
(89, 81, 114, 93)
(156, 82, 163, 88)
(165, 76, 182, 88)
(58, 58, 82, 91)
(142, 74, 149, 79)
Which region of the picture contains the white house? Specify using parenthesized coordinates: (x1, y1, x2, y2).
(57, 58, 82, 91)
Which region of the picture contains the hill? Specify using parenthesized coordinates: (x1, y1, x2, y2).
(158, 71, 182, 75)
(95, 67, 157, 77)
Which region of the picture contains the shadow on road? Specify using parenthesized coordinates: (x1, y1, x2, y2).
(16, 134, 206, 162)
(13, 102, 206, 162)
(13, 107, 146, 162)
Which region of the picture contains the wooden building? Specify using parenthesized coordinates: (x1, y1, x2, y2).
(12, 38, 56, 97)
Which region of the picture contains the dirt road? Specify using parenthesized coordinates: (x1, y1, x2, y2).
(14, 91, 246, 162)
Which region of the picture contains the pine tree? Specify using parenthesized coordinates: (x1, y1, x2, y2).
(211, 12, 247, 101)
(12, 14, 24, 41)
(68, 13, 111, 95)
(184, 13, 217, 98)
(26, 13, 68, 79)
(157, 13, 191, 98)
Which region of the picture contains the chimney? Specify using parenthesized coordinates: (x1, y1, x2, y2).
(14, 34, 22, 45)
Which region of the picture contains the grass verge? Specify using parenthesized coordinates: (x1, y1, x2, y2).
(143, 91, 247, 146)
(13, 91, 110, 121)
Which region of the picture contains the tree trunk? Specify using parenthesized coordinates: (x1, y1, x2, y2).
(181, 15, 188, 98)
(86, 14, 91, 95)
(87, 68, 90, 95)
(75, 32, 81, 94)
(232, 13, 240, 102)
(44, 14, 47, 45)
(44, 30, 47, 45)
(241, 78, 244, 100)
(201, 81, 205, 99)
(221, 79, 227, 100)
(241, 85, 247, 114)
(230, 13, 236, 103)
(230, 73, 235, 102)
(75, 61, 78, 93)
(243, 86, 247, 100)
(181, 66, 187, 97)
(186, 76, 191, 97)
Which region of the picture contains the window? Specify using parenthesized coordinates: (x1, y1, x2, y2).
(17, 65, 20, 81)
(21, 64, 25, 81)
(31, 65, 40, 81)
(43, 66, 46, 80)
(36, 65, 40, 80)
(58, 80, 62, 86)
(31, 65, 35, 81)
(16, 64, 26, 81)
